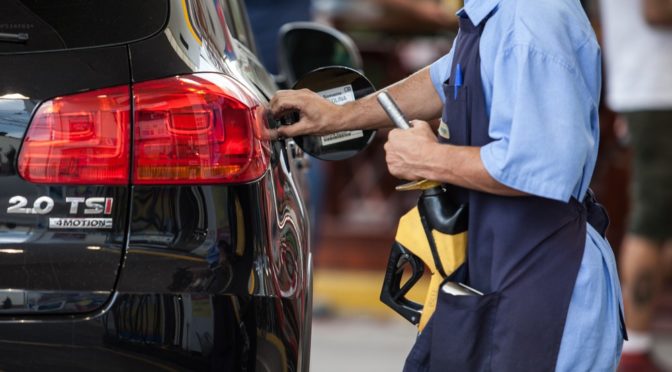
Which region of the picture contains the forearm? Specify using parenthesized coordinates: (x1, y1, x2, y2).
(417, 143, 526, 196)
(338, 67, 444, 131)
(643, 0, 672, 26)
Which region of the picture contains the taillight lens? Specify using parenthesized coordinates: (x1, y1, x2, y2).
(18, 86, 131, 185)
(17, 74, 270, 186)
(133, 74, 269, 184)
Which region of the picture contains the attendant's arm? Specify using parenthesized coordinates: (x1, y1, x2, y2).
(643, 0, 672, 26)
(271, 66, 443, 137)
(271, 57, 522, 197)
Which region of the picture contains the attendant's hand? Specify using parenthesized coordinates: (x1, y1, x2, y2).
(384, 120, 438, 180)
(270, 89, 344, 138)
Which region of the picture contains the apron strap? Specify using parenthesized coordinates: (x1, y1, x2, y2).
(583, 188, 609, 238)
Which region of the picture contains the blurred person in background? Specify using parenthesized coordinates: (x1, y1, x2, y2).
(313, 0, 460, 76)
(381, 0, 458, 29)
(600, 1, 672, 371)
(313, 0, 459, 32)
(246, 0, 312, 75)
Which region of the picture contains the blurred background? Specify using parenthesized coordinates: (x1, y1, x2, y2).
(246, 0, 672, 370)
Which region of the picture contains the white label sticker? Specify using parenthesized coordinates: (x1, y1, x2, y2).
(49, 218, 113, 229)
(317, 85, 364, 146)
(318, 85, 356, 106)
(319, 130, 365, 146)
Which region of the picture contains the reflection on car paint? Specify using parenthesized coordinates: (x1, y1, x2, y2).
(0, 290, 109, 314)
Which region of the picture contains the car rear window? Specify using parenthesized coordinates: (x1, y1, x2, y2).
(0, 0, 168, 54)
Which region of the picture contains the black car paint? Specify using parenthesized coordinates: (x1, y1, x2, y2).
(0, 45, 131, 308)
(0, 0, 310, 370)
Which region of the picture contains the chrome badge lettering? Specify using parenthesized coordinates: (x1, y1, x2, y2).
(65, 197, 113, 215)
(49, 218, 113, 229)
(7, 196, 114, 215)
(7, 196, 54, 215)
(7, 196, 114, 229)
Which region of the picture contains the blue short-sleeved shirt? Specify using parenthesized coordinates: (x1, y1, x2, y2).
(429, 0, 624, 370)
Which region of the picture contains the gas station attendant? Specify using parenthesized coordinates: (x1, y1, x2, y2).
(271, 0, 625, 370)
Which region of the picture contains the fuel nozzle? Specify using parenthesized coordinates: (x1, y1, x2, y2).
(377, 91, 468, 331)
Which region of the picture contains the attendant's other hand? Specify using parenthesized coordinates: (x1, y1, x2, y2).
(384, 120, 437, 180)
(270, 89, 344, 138)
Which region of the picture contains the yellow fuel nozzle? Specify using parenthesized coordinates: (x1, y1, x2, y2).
(395, 179, 442, 191)
(380, 187, 468, 332)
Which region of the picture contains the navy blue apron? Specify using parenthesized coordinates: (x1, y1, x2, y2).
(404, 13, 609, 372)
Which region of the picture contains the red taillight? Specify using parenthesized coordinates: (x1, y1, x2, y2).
(132, 74, 269, 184)
(18, 74, 270, 186)
(18, 86, 131, 185)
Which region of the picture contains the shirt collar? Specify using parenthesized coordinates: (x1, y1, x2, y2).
(458, 0, 501, 26)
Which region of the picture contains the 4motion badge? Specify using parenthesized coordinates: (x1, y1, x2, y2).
(6, 196, 114, 229)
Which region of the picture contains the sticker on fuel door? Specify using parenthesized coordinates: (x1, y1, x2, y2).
(317, 85, 364, 146)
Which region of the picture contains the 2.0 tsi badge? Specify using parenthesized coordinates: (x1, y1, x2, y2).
(6, 196, 114, 229)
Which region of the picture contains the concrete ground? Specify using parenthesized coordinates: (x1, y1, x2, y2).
(311, 316, 416, 372)
(654, 336, 672, 370)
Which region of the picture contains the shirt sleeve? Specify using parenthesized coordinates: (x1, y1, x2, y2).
(480, 44, 597, 202)
(429, 43, 456, 104)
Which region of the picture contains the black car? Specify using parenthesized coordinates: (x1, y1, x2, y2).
(0, 0, 371, 370)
